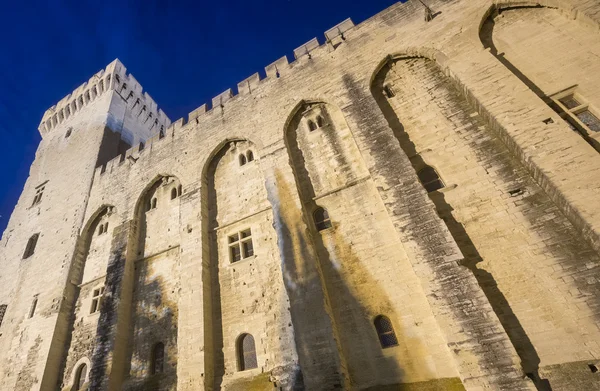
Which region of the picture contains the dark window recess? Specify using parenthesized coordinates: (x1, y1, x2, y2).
(588, 364, 598, 373)
(314, 207, 332, 231)
(238, 334, 258, 371)
(308, 120, 317, 132)
(229, 229, 254, 263)
(75, 364, 87, 390)
(383, 84, 396, 98)
(0, 304, 7, 328)
(247, 151, 254, 162)
(417, 166, 444, 193)
(28, 296, 38, 319)
(65, 128, 72, 138)
(32, 185, 45, 206)
(316, 116, 325, 128)
(177, 185, 182, 197)
(508, 188, 524, 197)
(151, 342, 165, 374)
(151, 198, 157, 209)
(576, 110, 600, 132)
(374, 315, 398, 348)
(559, 95, 581, 110)
(239, 154, 247, 166)
(171, 188, 177, 200)
(23, 234, 39, 259)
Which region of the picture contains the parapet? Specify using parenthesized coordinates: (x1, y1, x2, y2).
(38, 59, 171, 139)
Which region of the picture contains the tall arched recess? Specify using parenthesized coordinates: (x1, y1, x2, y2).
(200, 139, 298, 390)
(123, 174, 182, 390)
(282, 100, 462, 389)
(480, 3, 600, 151)
(58, 205, 118, 389)
(371, 54, 600, 390)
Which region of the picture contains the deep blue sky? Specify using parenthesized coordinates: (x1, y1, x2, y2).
(0, 0, 399, 235)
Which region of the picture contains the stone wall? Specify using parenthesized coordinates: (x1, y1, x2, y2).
(1, 0, 600, 390)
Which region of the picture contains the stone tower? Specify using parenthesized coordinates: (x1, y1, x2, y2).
(1, 1, 600, 390)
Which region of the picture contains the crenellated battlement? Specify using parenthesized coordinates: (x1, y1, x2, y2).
(38, 59, 171, 139)
(91, 17, 358, 183)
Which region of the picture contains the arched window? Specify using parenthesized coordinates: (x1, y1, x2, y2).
(313, 207, 332, 231)
(316, 115, 324, 128)
(417, 165, 444, 193)
(98, 224, 104, 235)
(239, 154, 247, 166)
(151, 342, 165, 374)
(23, 234, 39, 259)
(74, 363, 87, 390)
(177, 185, 182, 197)
(237, 333, 258, 371)
(374, 315, 398, 348)
(247, 150, 254, 162)
(308, 120, 317, 131)
(171, 188, 177, 200)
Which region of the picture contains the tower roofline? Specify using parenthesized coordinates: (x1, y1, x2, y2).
(38, 59, 171, 138)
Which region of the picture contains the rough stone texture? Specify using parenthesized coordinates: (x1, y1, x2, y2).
(1, 1, 600, 390)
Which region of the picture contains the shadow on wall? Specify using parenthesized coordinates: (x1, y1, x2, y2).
(123, 256, 178, 391)
(479, 5, 600, 153)
(371, 58, 551, 391)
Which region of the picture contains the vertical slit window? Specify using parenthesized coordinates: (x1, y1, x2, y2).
(28, 296, 38, 319)
(151, 342, 165, 374)
(23, 233, 39, 259)
(0, 304, 7, 328)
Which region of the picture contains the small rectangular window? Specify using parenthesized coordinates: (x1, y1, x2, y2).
(228, 229, 254, 263)
(550, 88, 600, 137)
(559, 95, 581, 110)
(32, 184, 46, 206)
(575, 110, 600, 133)
(90, 286, 105, 314)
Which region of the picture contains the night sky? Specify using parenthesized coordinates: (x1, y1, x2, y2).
(0, 0, 400, 235)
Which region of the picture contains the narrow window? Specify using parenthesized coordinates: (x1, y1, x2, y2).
(104, 222, 109, 234)
(85, 91, 90, 102)
(78, 96, 84, 107)
(73, 363, 87, 390)
(228, 229, 254, 263)
(23, 234, 39, 259)
(28, 296, 38, 319)
(247, 151, 254, 162)
(0, 304, 7, 328)
(383, 84, 396, 98)
(417, 166, 444, 193)
(239, 154, 247, 166)
(316, 116, 324, 128)
(171, 188, 177, 200)
(313, 207, 332, 231)
(151, 198, 157, 209)
(32, 185, 45, 206)
(177, 185, 182, 197)
(99, 80, 104, 92)
(238, 334, 258, 371)
(90, 286, 105, 314)
(139, 142, 145, 151)
(65, 128, 72, 138)
(159, 130, 165, 139)
(374, 315, 398, 348)
(308, 120, 317, 131)
(151, 342, 165, 374)
(98, 224, 104, 235)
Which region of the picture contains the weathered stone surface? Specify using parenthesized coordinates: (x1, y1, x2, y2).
(1, 1, 600, 390)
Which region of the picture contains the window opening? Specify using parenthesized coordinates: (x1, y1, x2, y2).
(151, 198, 157, 209)
(239, 154, 247, 166)
(374, 315, 398, 348)
(551, 89, 600, 138)
(23, 233, 39, 259)
(417, 166, 444, 193)
(0, 304, 7, 328)
(247, 151, 254, 162)
(151, 342, 165, 374)
(316, 116, 324, 128)
(177, 185, 182, 197)
(171, 188, 177, 200)
(308, 120, 317, 132)
(238, 334, 258, 371)
(65, 128, 72, 138)
(98, 224, 104, 235)
(28, 295, 38, 319)
(383, 84, 396, 98)
(32, 184, 46, 206)
(90, 286, 105, 314)
(74, 363, 87, 390)
(313, 207, 332, 231)
(228, 229, 254, 263)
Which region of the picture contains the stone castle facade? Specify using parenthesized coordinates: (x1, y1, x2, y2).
(1, 0, 600, 390)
